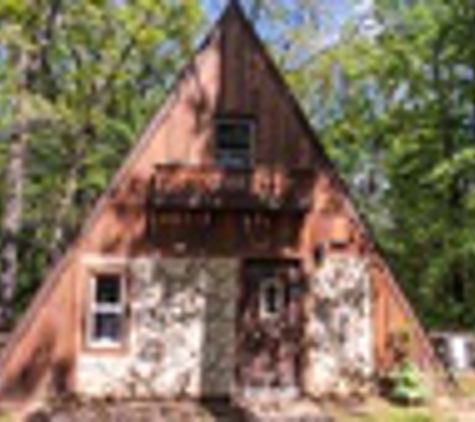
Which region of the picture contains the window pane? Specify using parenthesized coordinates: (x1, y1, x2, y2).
(260, 279, 283, 318)
(265, 284, 280, 314)
(95, 274, 121, 304)
(93, 312, 122, 342)
(217, 122, 251, 148)
(215, 150, 249, 168)
(216, 120, 252, 168)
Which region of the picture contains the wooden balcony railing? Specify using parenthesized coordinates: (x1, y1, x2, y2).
(148, 165, 316, 211)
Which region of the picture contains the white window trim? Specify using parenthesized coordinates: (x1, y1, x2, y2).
(82, 254, 131, 269)
(86, 271, 126, 349)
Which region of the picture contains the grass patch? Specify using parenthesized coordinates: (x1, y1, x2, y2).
(454, 372, 475, 397)
(330, 397, 450, 422)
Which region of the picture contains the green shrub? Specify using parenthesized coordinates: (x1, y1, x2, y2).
(388, 362, 430, 405)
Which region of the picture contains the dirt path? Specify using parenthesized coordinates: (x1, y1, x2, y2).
(440, 397, 475, 422)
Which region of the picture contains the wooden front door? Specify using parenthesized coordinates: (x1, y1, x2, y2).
(237, 260, 304, 396)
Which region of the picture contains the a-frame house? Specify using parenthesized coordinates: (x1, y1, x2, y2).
(0, 1, 438, 411)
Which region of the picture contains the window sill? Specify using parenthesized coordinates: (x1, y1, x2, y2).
(83, 339, 129, 355)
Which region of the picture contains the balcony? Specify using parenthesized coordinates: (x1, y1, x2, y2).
(148, 165, 316, 212)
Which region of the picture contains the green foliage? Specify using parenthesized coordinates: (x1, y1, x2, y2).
(0, 1, 204, 317)
(289, 0, 475, 329)
(388, 362, 430, 404)
(246, 0, 475, 329)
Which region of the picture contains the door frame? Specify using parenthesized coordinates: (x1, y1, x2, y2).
(235, 257, 306, 399)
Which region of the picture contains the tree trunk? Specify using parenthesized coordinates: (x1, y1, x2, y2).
(48, 153, 83, 262)
(0, 48, 29, 328)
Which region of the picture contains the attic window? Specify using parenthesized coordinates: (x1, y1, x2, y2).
(215, 118, 253, 168)
(88, 273, 125, 348)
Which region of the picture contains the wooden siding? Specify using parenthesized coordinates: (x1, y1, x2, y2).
(0, 259, 79, 406)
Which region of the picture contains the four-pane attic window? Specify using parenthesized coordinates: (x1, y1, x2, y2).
(215, 118, 253, 168)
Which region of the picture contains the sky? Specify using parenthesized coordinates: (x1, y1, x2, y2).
(201, 0, 375, 41)
(202, 0, 355, 22)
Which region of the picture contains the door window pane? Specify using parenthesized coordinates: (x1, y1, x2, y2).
(260, 279, 283, 318)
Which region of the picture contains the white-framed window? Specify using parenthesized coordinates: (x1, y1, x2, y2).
(259, 278, 284, 319)
(215, 118, 254, 168)
(87, 272, 125, 348)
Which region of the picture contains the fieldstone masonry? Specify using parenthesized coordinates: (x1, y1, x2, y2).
(77, 257, 238, 398)
(306, 255, 373, 396)
(77, 255, 373, 399)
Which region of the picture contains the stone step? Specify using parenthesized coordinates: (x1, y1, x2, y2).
(242, 398, 333, 422)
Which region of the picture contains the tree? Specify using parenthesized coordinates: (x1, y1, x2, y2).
(307, 0, 475, 327)
(0, 0, 204, 322)
(0, 0, 37, 327)
(240, 0, 475, 327)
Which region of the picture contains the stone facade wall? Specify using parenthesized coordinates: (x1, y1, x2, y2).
(305, 255, 373, 396)
(76, 257, 238, 398)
